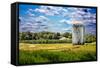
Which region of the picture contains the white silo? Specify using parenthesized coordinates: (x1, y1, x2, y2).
(72, 21, 85, 45)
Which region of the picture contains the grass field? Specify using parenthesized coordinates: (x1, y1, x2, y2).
(19, 42, 96, 65)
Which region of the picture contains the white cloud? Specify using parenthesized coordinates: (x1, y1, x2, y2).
(35, 8, 47, 13)
(27, 13, 34, 17)
(60, 19, 71, 24)
(26, 9, 35, 17)
(28, 9, 34, 12)
(62, 27, 72, 32)
(34, 6, 66, 16)
(37, 16, 49, 21)
(20, 6, 96, 33)
(34, 6, 96, 25)
(19, 15, 49, 32)
(68, 8, 96, 25)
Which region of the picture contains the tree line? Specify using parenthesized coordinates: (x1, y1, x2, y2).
(19, 31, 96, 43)
(19, 31, 72, 40)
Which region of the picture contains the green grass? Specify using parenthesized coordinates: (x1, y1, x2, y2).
(19, 42, 96, 65)
(20, 39, 72, 44)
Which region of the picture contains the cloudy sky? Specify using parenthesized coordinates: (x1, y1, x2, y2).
(19, 4, 96, 35)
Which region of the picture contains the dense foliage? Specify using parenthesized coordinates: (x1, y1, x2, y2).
(19, 31, 96, 43)
(85, 34, 96, 43)
(19, 31, 72, 40)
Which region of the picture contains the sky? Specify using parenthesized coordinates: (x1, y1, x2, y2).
(19, 4, 96, 35)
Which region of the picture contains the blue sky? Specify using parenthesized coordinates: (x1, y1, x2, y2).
(19, 4, 96, 35)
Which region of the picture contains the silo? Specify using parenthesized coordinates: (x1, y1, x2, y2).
(72, 21, 85, 45)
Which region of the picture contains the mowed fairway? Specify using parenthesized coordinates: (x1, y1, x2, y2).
(19, 42, 96, 65)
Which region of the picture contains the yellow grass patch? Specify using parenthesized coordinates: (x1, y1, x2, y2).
(19, 42, 96, 52)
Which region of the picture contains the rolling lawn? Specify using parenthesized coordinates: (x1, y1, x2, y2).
(19, 42, 96, 65)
